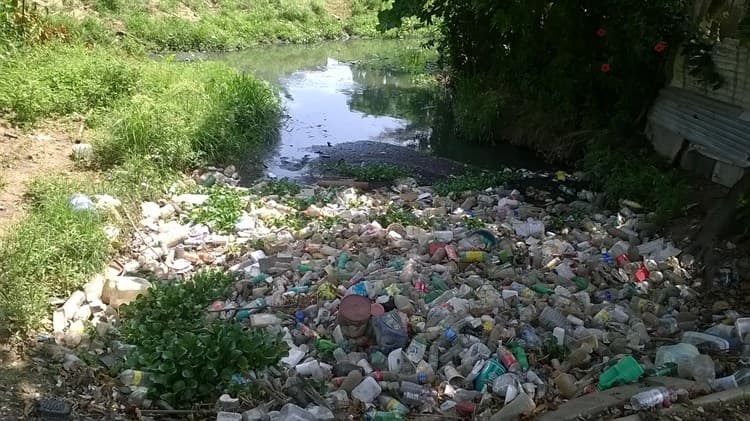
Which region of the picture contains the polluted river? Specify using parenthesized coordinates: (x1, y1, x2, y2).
(210, 40, 545, 181)
(41, 40, 750, 421)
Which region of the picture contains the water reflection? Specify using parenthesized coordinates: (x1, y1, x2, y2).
(212, 40, 543, 178)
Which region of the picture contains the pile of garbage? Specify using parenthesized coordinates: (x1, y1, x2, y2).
(52, 167, 750, 420)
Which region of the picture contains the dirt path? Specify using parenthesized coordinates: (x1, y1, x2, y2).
(0, 122, 77, 235)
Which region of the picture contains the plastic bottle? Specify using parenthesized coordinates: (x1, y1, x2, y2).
(249, 313, 283, 327)
(366, 411, 404, 421)
(458, 251, 490, 263)
(377, 395, 409, 415)
(352, 376, 382, 403)
(518, 325, 542, 351)
(598, 356, 643, 390)
(428, 343, 439, 372)
(405, 335, 428, 363)
(629, 387, 674, 410)
(539, 306, 570, 330)
(497, 345, 520, 372)
(645, 362, 677, 377)
(710, 368, 750, 391)
(655, 343, 699, 367)
(119, 369, 152, 387)
(680, 331, 730, 351)
(509, 342, 529, 371)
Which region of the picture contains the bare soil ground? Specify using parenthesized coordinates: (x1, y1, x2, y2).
(0, 121, 78, 235)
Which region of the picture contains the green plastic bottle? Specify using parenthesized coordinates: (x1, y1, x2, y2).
(509, 342, 529, 371)
(572, 276, 589, 291)
(598, 356, 644, 390)
(531, 283, 554, 295)
(336, 253, 350, 269)
(314, 339, 337, 359)
(367, 411, 403, 421)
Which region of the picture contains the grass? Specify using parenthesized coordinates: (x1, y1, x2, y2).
(0, 178, 111, 333)
(92, 59, 280, 170)
(325, 161, 409, 182)
(8, 0, 426, 52)
(0, 45, 140, 125)
(0, 43, 280, 334)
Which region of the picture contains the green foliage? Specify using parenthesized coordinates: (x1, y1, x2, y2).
(0, 178, 110, 332)
(0, 44, 139, 124)
(259, 179, 302, 197)
(375, 204, 427, 228)
(120, 270, 287, 406)
(325, 161, 409, 182)
(381, 0, 722, 144)
(462, 216, 486, 230)
(265, 211, 313, 231)
(92, 58, 280, 171)
(434, 171, 512, 196)
(119, 270, 233, 341)
(189, 187, 244, 233)
(583, 139, 688, 221)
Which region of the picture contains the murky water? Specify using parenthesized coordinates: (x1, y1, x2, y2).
(212, 40, 543, 178)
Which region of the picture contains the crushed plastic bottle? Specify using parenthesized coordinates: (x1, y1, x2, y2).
(629, 387, 675, 410)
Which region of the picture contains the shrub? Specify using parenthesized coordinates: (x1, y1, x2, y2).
(583, 138, 688, 221)
(188, 187, 244, 234)
(119, 271, 287, 406)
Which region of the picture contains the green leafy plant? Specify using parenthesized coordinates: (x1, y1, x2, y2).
(325, 161, 409, 182)
(259, 178, 301, 197)
(119, 270, 287, 406)
(375, 204, 428, 228)
(188, 187, 244, 233)
(434, 171, 512, 196)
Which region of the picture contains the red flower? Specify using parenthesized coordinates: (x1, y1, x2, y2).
(596, 28, 607, 37)
(654, 42, 666, 53)
(600, 63, 611, 73)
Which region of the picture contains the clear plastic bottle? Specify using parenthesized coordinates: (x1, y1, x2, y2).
(377, 395, 409, 415)
(428, 343, 439, 372)
(518, 325, 542, 351)
(405, 335, 428, 363)
(629, 387, 674, 410)
(119, 369, 152, 387)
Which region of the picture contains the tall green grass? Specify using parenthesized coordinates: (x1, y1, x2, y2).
(0, 179, 111, 333)
(0, 43, 280, 333)
(0, 45, 140, 124)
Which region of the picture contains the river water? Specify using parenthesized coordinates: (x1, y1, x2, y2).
(212, 40, 543, 179)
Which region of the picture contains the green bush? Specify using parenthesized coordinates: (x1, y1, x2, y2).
(0, 44, 140, 124)
(188, 187, 244, 234)
(92, 59, 280, 171)
(119, 271, 287, 406)
(583, 139, 688, 221)
(434, 170, 514, 197)
(0, 179, 111, 332)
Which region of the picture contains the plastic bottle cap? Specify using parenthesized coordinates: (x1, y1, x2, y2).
(417, 372, 427, 383)
(445, 328, 457, 342)
(295, 310, 305, 323)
